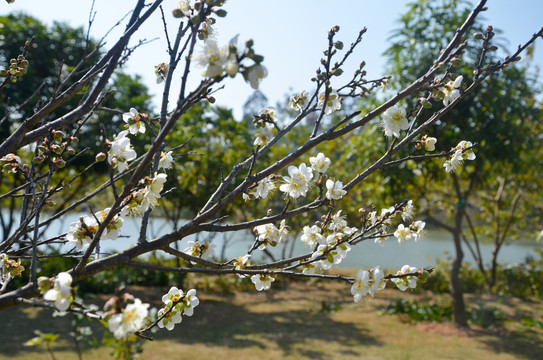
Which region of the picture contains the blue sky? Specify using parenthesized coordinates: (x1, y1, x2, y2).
(2, 0, 542, 118)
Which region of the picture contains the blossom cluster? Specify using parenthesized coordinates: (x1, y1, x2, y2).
(318, 90, 342, 115)
(351, 264, 421, 302)
(39, 272, 73, 311)
(0, 153, 24, 174)
(442, 75, 463, 106)
(124, 173, 168, 215)
(183, 240, 216, 263)
(306, 211, 357, 272)
(107, 298, 150, 339)
(393, 220, 426, 244)
(253, 219, 288, 250)
(0, 253, 24, 285)
(67, 108, 174, 251)
(243, 152, 345, 204)
(351, 266, 386, 302)
(443, 140, 476, 173)
(157, 287, 199, 331)
(391, 265, 419, 291)
(361, 200, 426, 246)
(66, 208, 124, 250)
(243, 176, 275, 201)
(193, 35, 267, 89)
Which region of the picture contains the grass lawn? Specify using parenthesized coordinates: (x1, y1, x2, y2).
(1, 273, 542, 360)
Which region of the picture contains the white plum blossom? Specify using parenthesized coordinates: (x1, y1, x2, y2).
(351, 266, 386, 302)
(442, 75, 463, 106)
(141, 173, 167, 212)
(122, 108, 146, 135)
(157, 306, 182, 331)
(243, 176, 276, 201)
(443, 140, 476, 173)
(394, 224, 412, 244)
(289, 91, 309, 111)
(233, 254, 251, 278)
(402, 200, 415, 222)
(424, 136, 437, 151)
(258, 106, 277, 123)
(394, 220, 426, 244)
(181, 289, 200, 316)
(325, 179, 346, 200)
(253, 123, 275, 147)
(391, 265, 419, 291)
(224, 54, 239, 77)
(66, 216, 98, 249)
(158, 151, 174, 170)
(309, 153, 331, 174)
(411, 220, 426, 241)
(254, 220, 288, 250)
(367, 211, 378, 226)
(310, 235, 351, 270)
(300, 225, 324, 247)
(443, 149, 465, 173)
(318, 90, 342, 114)
(43, 272, 73, 311)
(279, 163, 313, 199)
(456, 140, 476, 160)
(246, 64, 267, 89)
(183, 240, 216, 262)
(108, 130, 137, 172)
(251, 274, 275, 291)
(157, 286, 198, 331)
(382, 105, 409, 138)
(328, 210, 357, 235)
(108, 298, 149, 340)
(162, 286, 184, 306)
(154, 63, 168, 84)
(94, 208, 124, 240)
(254, 176, 275, 198)
(193, 40, 228, 78)
(176, 0, 192, 17)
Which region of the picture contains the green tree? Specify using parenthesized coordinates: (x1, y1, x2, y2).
(0, 13, 154, 165)
(0, 13, 154, 240)
(381, 0, 541, 326)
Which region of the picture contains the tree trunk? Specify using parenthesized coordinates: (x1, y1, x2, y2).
(450, 200, 469, 327)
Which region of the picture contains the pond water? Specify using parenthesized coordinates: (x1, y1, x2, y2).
(27, 213, 540, 270)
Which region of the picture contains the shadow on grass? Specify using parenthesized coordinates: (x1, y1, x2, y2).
(153, 298, 381, 358)
(480, 327, 543, 360)
(0, 304, 105, 356)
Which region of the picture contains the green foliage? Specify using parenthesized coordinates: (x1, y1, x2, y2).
(316, 300, 342, 314)
(0, 13, 154, 170)
(160, 101, 252, 220)
(420, 256, 543, 300)
(379, 298, 453, 322)
(521, 316, 543, 329)
(469, 304, 506, 328)
(380, 298, 506, 328)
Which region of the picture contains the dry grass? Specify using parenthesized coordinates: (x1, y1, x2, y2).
(1, 276, 542, 360)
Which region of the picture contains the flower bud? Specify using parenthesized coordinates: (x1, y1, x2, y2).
(215, 9, 227, 17)
(38, 277, 52, 294)
(95, 152, 107, 162)
(172, 8, 184, 18)
(420, 98, 432, 108)
(190, 14, 201, 25)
